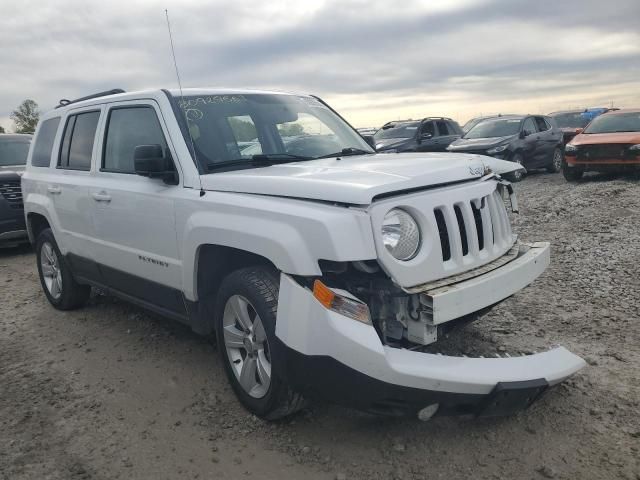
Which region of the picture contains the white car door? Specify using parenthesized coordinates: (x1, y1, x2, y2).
(88, 100, 185, 315)
(46, 108, 101, 261)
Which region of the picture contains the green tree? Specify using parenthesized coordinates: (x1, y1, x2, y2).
(10, 99, 40, 134)
(278, 123, 304, 136)
(0, 125, 5, 133)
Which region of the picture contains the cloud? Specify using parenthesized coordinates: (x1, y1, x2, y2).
(0, 0, 639, 130)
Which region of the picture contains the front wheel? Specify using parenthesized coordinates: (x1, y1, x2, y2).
(506, 152, 526, 182)
(562, 164, 584, 182)
(215, 266, 305, 420)
(36, 228, 90, 310)
(547, 148, 563, 173)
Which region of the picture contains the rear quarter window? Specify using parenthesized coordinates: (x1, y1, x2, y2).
(31, 118, 61, 167)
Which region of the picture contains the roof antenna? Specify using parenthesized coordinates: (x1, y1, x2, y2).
(164, 9, 204, 196)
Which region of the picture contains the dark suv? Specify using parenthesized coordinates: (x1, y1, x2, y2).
(0, 134, 31, 245)
(374, 117, 462, 153)
(446, 115, 563, 181)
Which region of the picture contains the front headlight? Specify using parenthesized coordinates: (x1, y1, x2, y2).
(487, 144, 509, 155)
(382, 209, 420, 260)
(565, 143, 578, 153)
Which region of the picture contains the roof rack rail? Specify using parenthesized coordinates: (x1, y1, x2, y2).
(55, 88, 125, 109)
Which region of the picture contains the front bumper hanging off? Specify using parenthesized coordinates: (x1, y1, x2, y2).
(275, 246, 586, 417)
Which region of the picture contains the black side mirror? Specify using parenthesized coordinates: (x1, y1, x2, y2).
(362, 135, 376, 150)
(134, 145, 177, 185)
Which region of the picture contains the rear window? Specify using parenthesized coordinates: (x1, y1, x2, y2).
(59, 111, 100, 170)
(31, 118, 61, 167)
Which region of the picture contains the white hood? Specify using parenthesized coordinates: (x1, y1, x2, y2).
(199, 152, 521, 205)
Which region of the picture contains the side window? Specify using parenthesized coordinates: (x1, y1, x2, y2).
(228, 115, 262, 156)
(436, 121, 450, 136)
(31, 118, 61, 167)
(421, 121, 435, 136)
(534, 116, 550, 132)
(448, 121, 461, 135)
(103, 107, 168, 173)
(58, 111, 100, 170)
(522, 118, 537, 135)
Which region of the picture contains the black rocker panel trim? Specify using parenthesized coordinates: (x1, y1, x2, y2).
(67, 253, 188, 321)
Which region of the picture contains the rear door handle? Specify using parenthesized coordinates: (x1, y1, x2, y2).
(47, 186, 61, 195)
(92, 192, 112, 203)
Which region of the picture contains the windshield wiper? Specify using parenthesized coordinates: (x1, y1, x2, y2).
(207, 153, 312, 172)
(316, 147, 373, 159)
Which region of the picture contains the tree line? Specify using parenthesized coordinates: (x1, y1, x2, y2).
(1, 99, 40, 134)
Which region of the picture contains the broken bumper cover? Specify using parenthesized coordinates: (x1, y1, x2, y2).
(275, 272, 586, 417)
(415, 241, 550, 325)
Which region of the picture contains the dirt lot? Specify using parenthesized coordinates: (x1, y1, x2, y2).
(1, 172, 639, 480)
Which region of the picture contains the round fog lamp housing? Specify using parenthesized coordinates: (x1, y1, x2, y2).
(381, 208, 421, 261)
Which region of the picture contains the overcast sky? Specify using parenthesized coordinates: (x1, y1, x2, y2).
(1, 0, 639, 131)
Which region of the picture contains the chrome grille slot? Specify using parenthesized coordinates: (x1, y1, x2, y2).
(0, 180, 23, 209)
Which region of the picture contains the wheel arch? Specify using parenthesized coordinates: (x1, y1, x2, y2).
(26, 212, 52, 245)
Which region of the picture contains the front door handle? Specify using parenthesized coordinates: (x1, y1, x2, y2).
(92, 192, 112, 203)
(47, 186, 61, 195)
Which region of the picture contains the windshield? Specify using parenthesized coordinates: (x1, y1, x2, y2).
(374, 122, 419, 140)
(464, 118, 522, 139)
(583, 112, 640, 134)
(176, 94, 373, 172)
(0, 139, 30, 166)
(462, 118, 485, 133)
(551, 112, 591, 129)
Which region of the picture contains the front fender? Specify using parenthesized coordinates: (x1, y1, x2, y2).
(178, 192, 377, 300)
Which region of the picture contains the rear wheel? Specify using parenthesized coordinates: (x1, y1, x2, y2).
(547, 148, 563, 173)
(36, 228, 90, 310)
(215, 266, 305, 420)
(506, 152, 526, 182)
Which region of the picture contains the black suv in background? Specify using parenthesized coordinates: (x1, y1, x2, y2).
(446, 115, 563, 181)
(0, 134, 31, 246)
(374, 117, 462, 153)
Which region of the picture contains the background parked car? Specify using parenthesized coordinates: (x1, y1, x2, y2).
(374, 117, 462, 153)
(549, 107, 615, 144)
(563, 108, 640, 181)
(0, 133, 31, 246)
(447, 115, 563, 181)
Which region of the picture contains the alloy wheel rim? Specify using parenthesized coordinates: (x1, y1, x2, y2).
(222, 295, 271, 398)
(40, 242, 62, 300)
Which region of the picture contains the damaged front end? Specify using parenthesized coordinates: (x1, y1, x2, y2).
(274, 177, 585, 419)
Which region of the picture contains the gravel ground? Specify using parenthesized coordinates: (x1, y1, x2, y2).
(1, 171, 639, 480)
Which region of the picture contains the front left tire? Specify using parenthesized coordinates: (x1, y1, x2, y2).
(36, 228, 91, 310)
(215, 266, 305, 420)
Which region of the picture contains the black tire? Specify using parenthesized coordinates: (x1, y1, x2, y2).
(547, 147, 563, 173)
(215, 266, 305, 420)
(35, 228, 90, 310)
(562, 157, 584, 182)
(506, 152, 526, 182)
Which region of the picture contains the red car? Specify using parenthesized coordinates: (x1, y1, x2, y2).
(563, 109, 640, 181)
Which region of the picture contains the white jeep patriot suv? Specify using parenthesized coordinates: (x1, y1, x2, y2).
(22, 88, 585, 420)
